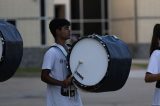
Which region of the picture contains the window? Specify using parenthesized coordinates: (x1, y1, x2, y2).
(71, 23, 80, 30)
(84, 23, 101, 35)
(70, 0, 109, 36)
(83, 0, 101, 19)
(71, 0, 80, 19)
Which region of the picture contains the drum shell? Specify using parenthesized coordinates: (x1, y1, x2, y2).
(93, 36, 132, 92)
(69, 35, 132, 92)
(0, 21, 23, 82)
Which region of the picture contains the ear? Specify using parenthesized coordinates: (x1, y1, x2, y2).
(55, 28, 61, 38)
(55, 29, 59, 34)
(56, 28, 61, 33)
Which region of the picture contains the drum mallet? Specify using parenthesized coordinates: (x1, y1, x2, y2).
(69, 61, 83, 98)
(70, 60, 83, 79)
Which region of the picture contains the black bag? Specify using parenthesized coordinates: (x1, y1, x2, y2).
(156, 81, 160, 88)
(61, 85, 76, 97)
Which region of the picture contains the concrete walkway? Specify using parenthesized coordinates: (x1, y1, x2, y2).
(0, 70, 155, 106)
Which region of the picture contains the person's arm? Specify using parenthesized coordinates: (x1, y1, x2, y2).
(145, 51, 160, 83)
(145, 72, 160, 83)
(41, 69, 72, 87)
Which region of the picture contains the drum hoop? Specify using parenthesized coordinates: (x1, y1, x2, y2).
(72, 72, 110, 92)
(67, 35, 111, 88)
(0, 31, 5, 63)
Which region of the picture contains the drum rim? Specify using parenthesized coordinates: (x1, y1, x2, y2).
(0, 31, 5, 63)
(0, 21, 23, 82)
(72, 74, 109, 92)
(67, 35, 111, 89)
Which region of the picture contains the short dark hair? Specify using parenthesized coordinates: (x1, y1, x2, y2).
(49, 18, 70, 37)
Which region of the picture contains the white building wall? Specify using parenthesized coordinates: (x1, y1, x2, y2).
(45, 0, 55, 46)
(110, 0, 160, 44)
(0, 0, 40, 18)
(0, 0, 71, 47)
(109, 0, 135, 43)
(110, 0, 134, 18)
(17, 20, 41, 47)
(137, 0, 160, 43)
(0, 0, 41, 47)
(1, 0, 160, 46)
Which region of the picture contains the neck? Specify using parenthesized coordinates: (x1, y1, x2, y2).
(56, 38, 65, 47)
(55, 39, 68, 52)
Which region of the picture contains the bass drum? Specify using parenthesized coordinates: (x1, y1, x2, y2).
(0, 21, 23, 82)
(68, 35, 132, 92)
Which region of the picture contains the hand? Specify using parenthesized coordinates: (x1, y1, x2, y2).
(62, 76, 72, 87)
(157, 73, 160, 80)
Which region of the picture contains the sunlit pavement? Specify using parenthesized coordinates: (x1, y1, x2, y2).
(0, 70, 155, 106)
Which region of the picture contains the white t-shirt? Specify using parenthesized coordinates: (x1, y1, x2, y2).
(147, 50, 160, 105)
(42, 44, 83, 106)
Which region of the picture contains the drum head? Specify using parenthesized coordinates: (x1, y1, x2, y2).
(69, 38, 109, 86)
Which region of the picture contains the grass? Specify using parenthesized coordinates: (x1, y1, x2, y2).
(13, 62, 148, 77)
(14, 67, 41, 77)
(131, 63, 147, 69)
(17, 67, 41, 73)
